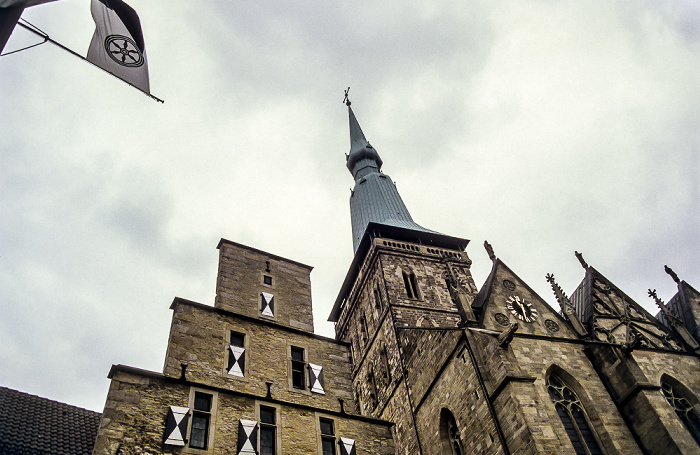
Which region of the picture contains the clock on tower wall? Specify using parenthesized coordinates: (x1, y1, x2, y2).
(506, 295, 538, 323)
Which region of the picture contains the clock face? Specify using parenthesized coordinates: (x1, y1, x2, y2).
(506, 295, 538, 323)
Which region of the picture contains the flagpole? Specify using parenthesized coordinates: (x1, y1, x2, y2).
(16, 20, 164, 103)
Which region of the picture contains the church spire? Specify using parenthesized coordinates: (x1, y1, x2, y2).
(344, 97, 437, 253)
(346, 106, 383, 179)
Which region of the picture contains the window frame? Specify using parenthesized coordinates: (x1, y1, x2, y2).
(439, 408, 464, 455)
(185, 388, 217, 453)
(257, 402, 281, 455)
(288, 344, 310, 394)
(546, 373, 604, 455)
(402, 269, 421, 300)
(660, 376, 700, 447)
(224, 328, 249, 381)
(318, 416, 337, 455)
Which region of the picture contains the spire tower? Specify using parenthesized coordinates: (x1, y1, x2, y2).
(345, 104, 438, 252)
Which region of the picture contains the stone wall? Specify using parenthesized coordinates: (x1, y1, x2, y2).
(163, 299, 356, 414)
(215, 240, 314, 332)
(93, 367, 394, 455)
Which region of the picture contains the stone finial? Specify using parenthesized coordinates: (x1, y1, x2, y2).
(483, 240, 496, 262)
(546, 273, 588, 337)
(664, 265, 680, 284)
(343, 87, 351, 106)
(649, 289, 678, 325)
(574, 251, 588, 269)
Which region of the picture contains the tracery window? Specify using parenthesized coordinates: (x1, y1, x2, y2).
(547, 373, 603, 455)
(439, 409, 464, 455)
(661, 379, 700, 446)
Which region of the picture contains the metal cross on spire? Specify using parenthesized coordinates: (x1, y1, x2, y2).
(343, 87, 351, 106)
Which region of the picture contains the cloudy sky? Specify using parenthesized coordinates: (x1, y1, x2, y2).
(1, 0, 698, 413)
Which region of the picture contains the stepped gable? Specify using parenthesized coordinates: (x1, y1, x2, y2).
(0, 385, 101, 455)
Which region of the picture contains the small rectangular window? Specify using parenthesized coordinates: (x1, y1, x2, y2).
(230, 331, 244, 347)
(320, 418, 336, 455)
(228, 331, 246, 377)
(291, 346, 306, 390)
(260, 406, 276, 455)
(190, 392, 212, 449)
(263, 275, 273, 285)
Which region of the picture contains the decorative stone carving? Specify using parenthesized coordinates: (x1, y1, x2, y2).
(444, 262, 476, 323)
(649, 289, 700, 352)
(545, 273, 588, 337)
(498, 322, 518, 347)
(483, 240, 496, 262)
(575, 251, 588, 269)
(494, 313, 510, 327)
(664, 265, 680, 284)
(544, 319, 560, 333)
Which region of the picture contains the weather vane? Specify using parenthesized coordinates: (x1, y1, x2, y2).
(343, 87, 351, 106)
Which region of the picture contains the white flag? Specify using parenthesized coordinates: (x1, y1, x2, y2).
(87, 0, 149, 93)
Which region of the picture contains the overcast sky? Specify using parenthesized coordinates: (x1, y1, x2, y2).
(1, 0, 698, 413)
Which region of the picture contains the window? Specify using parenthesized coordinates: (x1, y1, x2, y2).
(190, 392, 212, 450)
(227, 331, 246, 377)
(263, 275, 273, 285)
(359, 315, 368, 346)
(547, 374, 603, 455)
(661, 379, 700, 446)
(320, 418, 336, 455)
(260, 406, 277, 455)
(367, 365, 378, 408)
(402, 270, 420, 299)
(291, 346, 306, 390)
(440, 409, 464, 455)
(374, 286, 383, 310)
(380, 347, 391, 381)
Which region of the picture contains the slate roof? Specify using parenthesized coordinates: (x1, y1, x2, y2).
(0, 385, 101, 455)
(346, 106, 441, 253)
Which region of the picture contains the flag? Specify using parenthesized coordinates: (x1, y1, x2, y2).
(0, 1, 57, 6)
(0, 1, 57, 54)
(87, 0, 149, 93)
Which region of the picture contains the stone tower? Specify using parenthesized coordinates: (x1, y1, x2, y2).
(329, 103, 489, 454)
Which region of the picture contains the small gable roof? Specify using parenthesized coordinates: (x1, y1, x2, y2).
(0, 385, 101, 455)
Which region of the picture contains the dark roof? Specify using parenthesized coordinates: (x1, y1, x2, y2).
(0, 385, 101, 455)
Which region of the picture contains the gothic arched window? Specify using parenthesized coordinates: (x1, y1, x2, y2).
(373, 285, 383, 310)
(402, 269, 420, 299)
(439, 409, 464, 455)
(547, 373, 603, 455)
(661, 378, 700, 446)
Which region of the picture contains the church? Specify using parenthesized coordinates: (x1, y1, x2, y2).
(90, 101, 700, 455)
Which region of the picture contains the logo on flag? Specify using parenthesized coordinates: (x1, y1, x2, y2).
(87, 0, 149, 93)
(104, 34, 144, 67)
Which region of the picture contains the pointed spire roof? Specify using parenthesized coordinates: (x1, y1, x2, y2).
(346, 106, 383, 178)
(345, 105, 439, 252)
